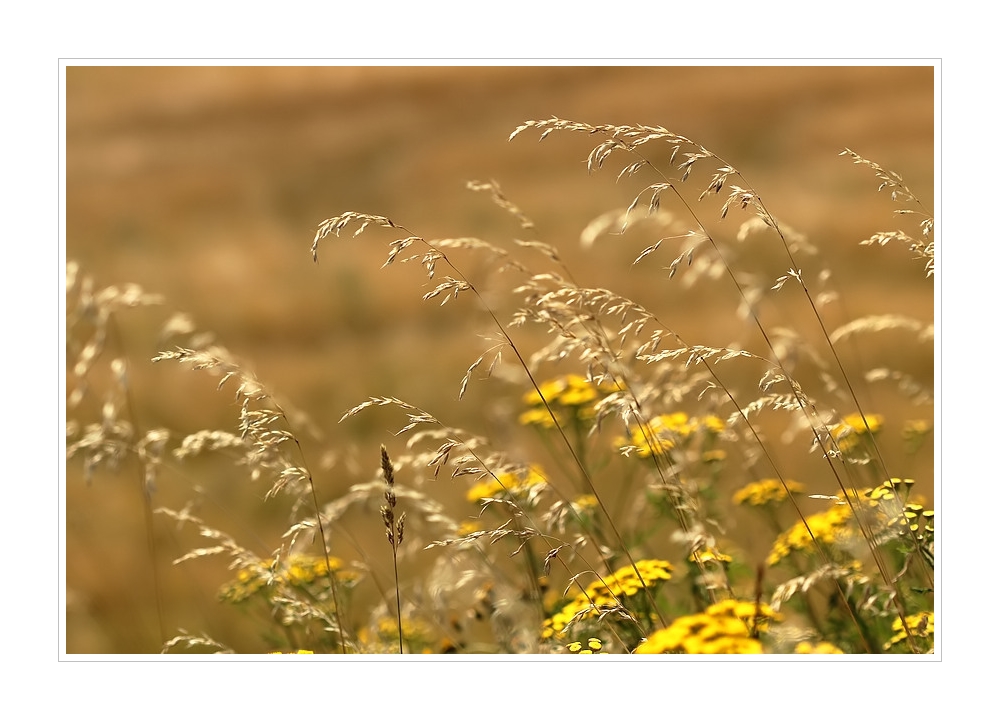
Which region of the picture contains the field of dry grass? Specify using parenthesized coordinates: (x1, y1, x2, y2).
(65, 65, 934, 655)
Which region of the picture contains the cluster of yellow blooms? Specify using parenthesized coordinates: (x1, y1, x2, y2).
(767, 477, 932, 565)
(732, 478, 806, 507)
(358, 616, 437, 654)
(884, 611, 933, 650)
(518, 375, 730, 471)
(830, 412, 884, 453)
(566, 637, 606, 654)
(542, 559, 674, 640)
(635, 599, 782, 654)
(219, 553, 352, 604)
(866, 478, 934, 539)
(518, 374, 621, 428)
(794, 641, 844, 654)
(688, 547, 733, 565)
(466, 467, 548, 504)
(767, 504, 856, 566)
(617, 412, 726, 459)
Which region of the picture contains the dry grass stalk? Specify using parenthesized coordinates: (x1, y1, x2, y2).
(380, 444, 406, 653)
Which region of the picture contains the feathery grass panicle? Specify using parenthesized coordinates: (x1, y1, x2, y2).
(839, 148, 933, 276)
(380, 444, 406, 653)
(150, 344, 351, 652)
(66, 261, 171, 646)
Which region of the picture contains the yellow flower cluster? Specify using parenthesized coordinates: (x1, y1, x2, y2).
(732, 478, 806, 507)
(519, 374, 620, 428)
(794, 641, 844, 654)
(219, 553, 349, 604)
(634, 599, 782, 654)
(566, 638, 605, 654)
(466, 467, 548, 503)
(454, 519, 483, 537)
(893, 503, 934, 537)
(542, 559, 673, 640)
(618, 412, 725, 459)
(865, 477, 914, 504)
(884, 611, 933, 650)
(688, 547, 733, 565)
(767, 505, 855, 565)
(830, 412, 883, 453)
(768, 477, 932, 566)
(863, 478, 933, 538)
(359, 616, 437, 653)
(902, 419, 932, 453)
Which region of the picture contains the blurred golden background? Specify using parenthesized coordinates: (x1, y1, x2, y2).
(65, 65, 934, 654)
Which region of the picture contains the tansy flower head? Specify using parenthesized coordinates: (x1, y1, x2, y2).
(541, 559, 673, 641)
(902, 419, 932, 454)
(689, 547, 733, 565)
(219, 553, 350, 604)
(519, 374, 620, 428)
(635, 600, 781, 655)
(617, 414, 686, 458)
(733, 478, 806, 507)
(795, 641, 844, 654)
(617, 413, 726, 459)
(567, 637, 605, 654)
(884, 612, 933, 651)
(466, 466, 548, 504)
(767, 504, 855, 565)
(830, 413, 883, 454)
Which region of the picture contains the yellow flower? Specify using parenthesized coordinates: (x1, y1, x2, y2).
(466, 467, 548, 503)
(702, 448, 727, 464)
(455, 519, 482, 537)
(219, 554, 347, 604)
(832, 413, 884, 437)
(518, 406, 565, 428)
(618, 414, 684, 458)
(566, 637, 605, 654)
(767, 504, 855, 565)
(795, 641, 844, 654)
(698, 415, 726, 433)
(616, 412, 727, 459)
(902, 419, 932, 454)
(689, 547, 733, 565)
(831, 413, 883, 453)
(884, 611, 933, 650)
(733, 478, 805, 507)
(635, 601, 779, 654)
(520, 375, 620, 428)
(541, 560, 673, 640)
